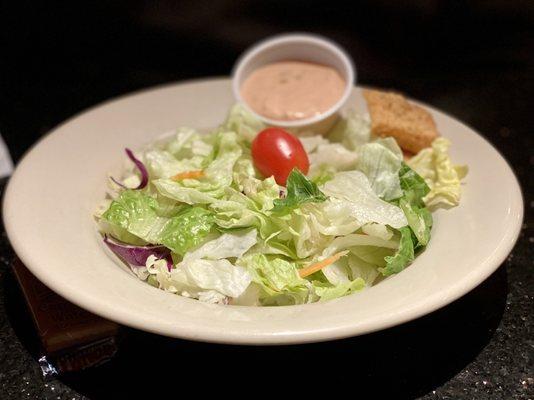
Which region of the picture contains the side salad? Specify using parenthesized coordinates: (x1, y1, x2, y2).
(96, 104, 467, 306)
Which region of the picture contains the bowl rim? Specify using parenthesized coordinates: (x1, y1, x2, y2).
(231, 33, 355, 128)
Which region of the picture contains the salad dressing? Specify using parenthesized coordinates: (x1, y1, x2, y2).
(240, 61, 345, 121)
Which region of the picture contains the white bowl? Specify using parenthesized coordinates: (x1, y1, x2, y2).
(232, 33, 355, 133)
(3, 78, 523, 345)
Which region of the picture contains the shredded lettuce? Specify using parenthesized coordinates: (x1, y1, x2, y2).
(98, 105, 466, 306)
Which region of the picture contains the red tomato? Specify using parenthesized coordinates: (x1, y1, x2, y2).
(251, 128, 309, 186)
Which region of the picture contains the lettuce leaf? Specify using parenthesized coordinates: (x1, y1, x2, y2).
(164, 127, 214, 159)
(143, 149, 204, 180)
(395, 163, 433, 246)
(377, 164, 432, 275)
(183, 229, 257, 261)
(313, 278, 365, 302)
(179, 258, 252, 298)
(159, 207, 214, 256)
(223, 103, 265, 142)
(380, 227, 415, 276)
(101, 190, 169, 244)
(327, 111, 371, 150)
(241, 254, 312, 305)
(272, 169, 327, 213)
(399, 198, 432, 246)
(407, 138, 468, 210)
(308, 143, 359, 174)
(399, 162, 430, 205)
(152, 131, 242, 203)
(233, 157, 280, 212)
(144, 251, 252, 301)
(321, 170, 408, 229)
(356, 140, 403, 201)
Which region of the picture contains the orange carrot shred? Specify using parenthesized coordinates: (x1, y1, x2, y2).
(298, 251, 349, 278)
(171, 170, 205, 181)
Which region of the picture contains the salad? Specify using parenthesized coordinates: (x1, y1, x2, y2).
(96, 103, 467, 306)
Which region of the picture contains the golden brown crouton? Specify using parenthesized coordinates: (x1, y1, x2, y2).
(363, 89, 439, 153)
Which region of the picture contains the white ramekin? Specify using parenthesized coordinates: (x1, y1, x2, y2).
(232, 33, 356, 135)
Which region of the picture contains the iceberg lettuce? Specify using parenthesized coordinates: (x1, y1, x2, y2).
(408, 138, 468, 210)
(328, 111, 371, 150)
(223, 103, 265, 142)
(356, 140, 403, 201)
(322, 170, 408, 229)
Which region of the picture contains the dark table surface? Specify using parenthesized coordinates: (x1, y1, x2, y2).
(0, 2, 532, 399)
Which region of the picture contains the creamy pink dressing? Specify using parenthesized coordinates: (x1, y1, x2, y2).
(240, 61, 345, 121)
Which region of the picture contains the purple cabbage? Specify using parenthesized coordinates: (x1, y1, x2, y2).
(104, 236, 173, 271)
(111, 148, 149, 190)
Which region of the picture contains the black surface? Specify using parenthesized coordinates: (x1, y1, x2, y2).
(0, 1, 532, 399)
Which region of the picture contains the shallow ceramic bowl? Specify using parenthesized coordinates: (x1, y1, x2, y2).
(3, 79, 523, 345)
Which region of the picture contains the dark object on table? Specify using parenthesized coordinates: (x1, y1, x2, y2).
(11, 259, 120, 377)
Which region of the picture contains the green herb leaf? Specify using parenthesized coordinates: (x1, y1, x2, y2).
(272, 169, 327, 213)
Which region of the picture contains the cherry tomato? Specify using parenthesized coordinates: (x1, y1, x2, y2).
(251, 127, 309, 186)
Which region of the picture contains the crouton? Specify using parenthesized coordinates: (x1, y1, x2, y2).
(363, 89, 439, 153)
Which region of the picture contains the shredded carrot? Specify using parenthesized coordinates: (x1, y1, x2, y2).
(298, 251, 349, 278)
(171, 170, 205, 181)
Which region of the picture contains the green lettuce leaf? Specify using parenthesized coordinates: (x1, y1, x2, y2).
(241, 254, 312, 306)
(272, 169, 327, 213)
(313, 278, 365, 302)
(152, 180, 219, 204)
(399, 198, 432, 246)
(378, 164, 432, 275)
(399, 162, 430, 205)
(380, 227, 415, 276)
(159, 207, 214, 256)
(396, 163, 433, 246)
(101, 190, 169, 244)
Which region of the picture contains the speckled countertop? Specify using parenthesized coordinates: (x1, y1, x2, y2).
(0, 2, 533, 398)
